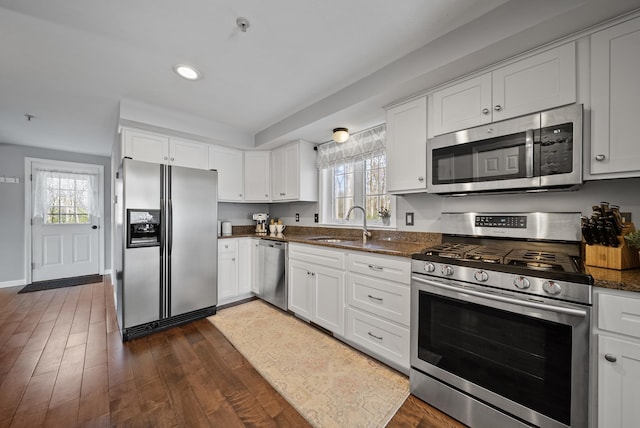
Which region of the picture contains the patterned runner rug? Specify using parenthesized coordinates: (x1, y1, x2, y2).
(208, 300, 409, 428)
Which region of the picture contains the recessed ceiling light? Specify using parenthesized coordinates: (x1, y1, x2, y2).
(173, 64, 201, 81)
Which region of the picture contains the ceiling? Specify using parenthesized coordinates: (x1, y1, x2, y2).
(1, 0, 639, 156)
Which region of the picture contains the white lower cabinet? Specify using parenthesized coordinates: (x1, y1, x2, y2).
(218, 238, 253, 304)
(345, 251, 411, 372)
(250, 238, 260, 294)
(595, 289, 640, 427)
(288, 244, 345, 335)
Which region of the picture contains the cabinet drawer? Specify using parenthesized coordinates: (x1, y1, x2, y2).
(347, 273, 409, 326)
(345, 307, 409, 370)
(218, 239, 238, 253)
(598, 292, 640, 338)
(288, 243, 345, 270)
(348, 252, 410, 284)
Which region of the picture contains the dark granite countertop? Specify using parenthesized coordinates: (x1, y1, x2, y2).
(220, 225, 640, 293)
(220, 225, 441, 258)
(587, 266, 640, 293)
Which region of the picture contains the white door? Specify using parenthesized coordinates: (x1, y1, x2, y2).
(31, 162, 101, 282)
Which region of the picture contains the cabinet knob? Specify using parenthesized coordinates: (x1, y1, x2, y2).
(265, 194, 269, 198)
(232, 258, 235, 262)
(494, 105, 502, 111)
(239, 194, 242, 197)
(595, 154, 606, 161)
(482, 108, 490, 115)
(164, 156, 168, 160)
(604, 354, 617, 363)
(418, 176, 424, 182)
(170, 157, 175, 161)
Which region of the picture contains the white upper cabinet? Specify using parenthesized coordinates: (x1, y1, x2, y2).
(170, 138, 209, 170)
(122, 128, 170, 164)
(208, 145, 244, 201)
(243, 151, 271, 202)
(428, 43, 576, 137)
(386, 96, 427, 193)
(121, 128, 208, 170)
(589, 16, 640, 178)
(271, 141, 318, 202)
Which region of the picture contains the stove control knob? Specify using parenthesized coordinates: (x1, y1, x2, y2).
(513, 276, 530, 289)
(543, 280, 562, 295)
(442, 265, 454, 276)
(474, 270, 489, 282)
(423, 262, 436, 273)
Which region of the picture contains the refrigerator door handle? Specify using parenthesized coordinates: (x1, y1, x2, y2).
(168, 199, 173, 255)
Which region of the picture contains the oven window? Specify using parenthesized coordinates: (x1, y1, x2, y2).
(417, 291, 572, 425)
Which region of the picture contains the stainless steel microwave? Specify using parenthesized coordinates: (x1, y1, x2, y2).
(427, 104, 583, 194)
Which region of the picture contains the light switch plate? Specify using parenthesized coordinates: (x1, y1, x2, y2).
(406, 212, 414, 226)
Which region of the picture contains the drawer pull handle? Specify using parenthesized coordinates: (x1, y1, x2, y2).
(368, 264, 383, 271)
(368, 331, 383, 340)
(605, 354, 617, 363)
(367, 294, 383, 302)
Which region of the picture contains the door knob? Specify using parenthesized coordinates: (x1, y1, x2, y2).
(91, 225, 98, 230)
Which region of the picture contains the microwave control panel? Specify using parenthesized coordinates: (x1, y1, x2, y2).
(475, 215, 527, 229)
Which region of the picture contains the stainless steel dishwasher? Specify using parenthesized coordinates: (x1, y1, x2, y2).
(257, 239, 288, 311)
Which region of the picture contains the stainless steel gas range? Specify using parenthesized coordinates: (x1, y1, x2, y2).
(410, 212, 593, 428)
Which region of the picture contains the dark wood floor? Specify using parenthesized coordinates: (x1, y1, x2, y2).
(0, 279, 464, 427)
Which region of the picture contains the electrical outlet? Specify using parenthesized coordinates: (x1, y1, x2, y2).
(314, 213, 319, 223)
(406, 212, 414, 226)
(295, 213, 300, 222)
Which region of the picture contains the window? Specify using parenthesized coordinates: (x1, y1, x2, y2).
(45, 175, 90, 224)
(322, 153, 394, 227)
(33, 169, 99, 224)
(317, 124, 393, 227)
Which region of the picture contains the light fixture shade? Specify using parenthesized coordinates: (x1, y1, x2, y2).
(173, 64, 201, 80)
(332, 127, 349, 143)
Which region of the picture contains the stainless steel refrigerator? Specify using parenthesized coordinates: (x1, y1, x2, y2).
(114, 158, 217, 341)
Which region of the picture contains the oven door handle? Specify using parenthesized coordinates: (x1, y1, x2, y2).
(412, 276, 588, 318)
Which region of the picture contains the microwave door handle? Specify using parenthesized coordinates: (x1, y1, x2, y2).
(525, 129, 534, 178)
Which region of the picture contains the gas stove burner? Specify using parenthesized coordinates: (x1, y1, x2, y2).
(508, 260, 563, 271)
(421, 243, 479, 258)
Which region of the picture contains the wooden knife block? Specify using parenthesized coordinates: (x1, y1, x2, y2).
(585, 223, 640, 270)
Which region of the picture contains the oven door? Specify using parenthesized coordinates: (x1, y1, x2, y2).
(410, 275, 590, 428)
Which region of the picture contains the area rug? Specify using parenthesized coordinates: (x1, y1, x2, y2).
(208, 300, 409, 428)
(18, 274, 103, 293)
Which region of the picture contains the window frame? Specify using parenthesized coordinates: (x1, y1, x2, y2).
(319, 154, 396, 228)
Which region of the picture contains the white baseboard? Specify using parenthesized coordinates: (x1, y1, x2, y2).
(0, 279, 26, 289)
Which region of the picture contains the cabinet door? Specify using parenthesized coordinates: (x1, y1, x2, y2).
(313, 265, 345, 335)
(429, 73, 492, 136)
(251, 239, 260, 294)
(208, 146, 244, 201)
(244, 151, 271, 201)
(283, 143, 299, 200)
(169, 138, 208, 170)
(271, 147, 286, 201)
(386, 97, 427, 193)
(288, 261, 313, 320)
(122, 129, 169, 164)
(591, 17, 640, 176)
(492, 43, 575, 122)
(218, 240, 238, 300)
(598, 335, 640, 427)
(237, 238, 252, 295)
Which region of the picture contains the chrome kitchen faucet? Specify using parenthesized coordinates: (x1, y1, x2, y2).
(345, 205, 371, 243)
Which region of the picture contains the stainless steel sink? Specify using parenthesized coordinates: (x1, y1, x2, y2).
(307, 236, 355, 243)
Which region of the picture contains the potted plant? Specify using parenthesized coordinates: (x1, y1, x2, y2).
(378, 208, 391, 226)
(624, 229, 640, 251)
